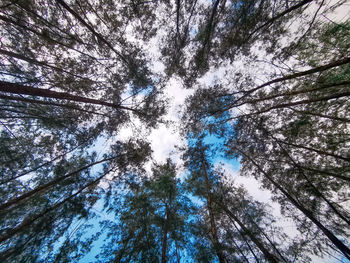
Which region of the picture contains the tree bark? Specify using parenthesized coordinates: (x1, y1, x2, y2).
(0, 155, 118, 211)
(161, 205, 169, 263)
(0, 81, 145, 115)
(0, 49, 89, 80)
(247, 0, 313, 40)
(55, 0, 128, 64)
(219, 202, 279, 263)
(202, 162, 226, 263)
(0, 166, 114, 243)
(0, 94, 110, 117)
(235, 56, 350, 102)
(236, 148, 350, 260)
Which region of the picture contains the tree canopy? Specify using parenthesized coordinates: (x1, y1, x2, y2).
(0, 0, 349, 262)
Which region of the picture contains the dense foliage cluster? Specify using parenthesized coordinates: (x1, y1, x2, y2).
(0, 0, 349, 262)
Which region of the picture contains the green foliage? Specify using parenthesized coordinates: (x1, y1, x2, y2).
(1, 0, 349, 262)
(98, 159, 194, 262)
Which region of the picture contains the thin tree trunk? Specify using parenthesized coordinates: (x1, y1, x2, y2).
(55, 0, 128, 64)
(229, 80, 350, 109)
(219, 202, 279, 263)
(176, 0, 181, 36)
(0, 94, 111, 117)
(0, 81, 145, 115)
(114, 232, 134, 262)
(1, 134, 92, 185)
(247, 0, 313, 40)
(0, 166, 114, 243)
(270, 134, 350, 226)
(0, 15, 100, 62)
(227, 91, 350, 122)
(175, 240, 181, 263)
(202, 0, 220, 53)
(0, 49, 90, 80)
(202, 162, 226, 263)
(244, 238, 260, 263)
(245, 213, 289, 263)
(276, 138, 350, 163)
(231, 236, 250, 263)
(0, 155, 118, 211)
(161, 205, 169, 263)
(14, 1, 87, 47)
(292, 165, 350, 182)
(233, 221, 260, 263)
(236, 147, 350, 260)
(288, 107, 350, 123)
(235, 56, 350, 102)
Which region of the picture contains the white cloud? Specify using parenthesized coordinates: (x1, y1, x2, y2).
(218, 161, 273, 203)
(147, 77, 193, 166)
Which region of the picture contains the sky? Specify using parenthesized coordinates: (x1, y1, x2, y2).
(17, 1, 348, 262)
(109, 2, 350, 261)
(80, 15, 348, 263)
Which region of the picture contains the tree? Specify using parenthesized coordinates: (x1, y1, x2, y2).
(2, 0, 350, 261)
(182, 19, 350, 260)
(0, 1, 165, 261)
(182, 136, 307, 262)
(98, 159, 194, 263)
(0, 139, 152, 262)
(213, 176, 311, 263)
(161, 0, 315, 84)
(182, 137, 228, 263)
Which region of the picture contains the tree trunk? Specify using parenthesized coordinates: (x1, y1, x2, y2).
(276, 138, 350, 162)
(271, 135, 350, 226)
(0, 166, 114, 243)
(289, 107, 350, 123)
(0, 81, 144, 114)
(175, 240, 181, 263)
(202, 162, 226, 263)
(230, 80, 350, 109)
(220, 202, 279, 263)
(55, 0, 128, 64)
(176, 0, 181, 36)
(0, 15, 99, 62)
(0, 136, 91, 185)
(236, 148, 350, 260)
(0, 49, 88, 80)
(247, 0, 313, 40)
(0, 155, 118, 210)
(236, 90, 350, 118)
(114, 232, 134, 263)
(235, 56, 350, 102)
(0, 94, 110, 117)
(245, 213, 289, 263)
(230, 218, 260, 263)
(231, 236, 250, 263)
(161, 205, 169, 263)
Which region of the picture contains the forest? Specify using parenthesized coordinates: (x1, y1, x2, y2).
(0, 0, 349, 262)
